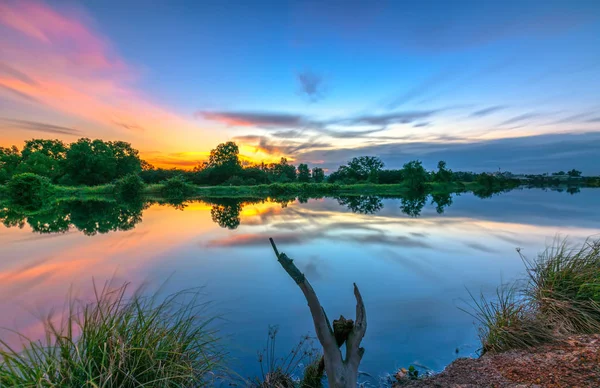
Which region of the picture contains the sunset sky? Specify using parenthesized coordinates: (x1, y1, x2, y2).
(1, 0, 599, 173)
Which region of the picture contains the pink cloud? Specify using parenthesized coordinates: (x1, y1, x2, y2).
(0, 1, 219, 153)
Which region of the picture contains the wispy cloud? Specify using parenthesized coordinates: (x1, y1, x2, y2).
(499, 112, 540, 126)
(470, 105, 506, 117)
(0, 0, 206, 149)
(0, 118, 81, 136)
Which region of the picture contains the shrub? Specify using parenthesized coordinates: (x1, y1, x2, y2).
(160, 175, 195, 198)
(222, 175, 245, 186)
(114, 173, 145, 199)
(6, 173, 52, 209)
(0, 282, 224, 387)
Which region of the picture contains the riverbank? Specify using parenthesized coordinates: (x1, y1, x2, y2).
(3, 180, 513, 200)
(395, 334, 600, 387)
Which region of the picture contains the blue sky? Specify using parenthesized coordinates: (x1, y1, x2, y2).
(1, 0, 599, 172)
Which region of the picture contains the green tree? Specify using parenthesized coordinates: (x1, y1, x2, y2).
(297, 163, 310, 182)
(64, 139, 117, 185)
(347, 156, 384, 182)
(311, 167, 325, 183)
(272, 158, 296, 182)
(0, 146, 21, 183)
(208, 141, 241, 169)
(401, 160, 428, 191)
(434, 160, 453, 183)
(6, 173, 52, 210)
(107, 141, 142, 178)
(567, 169, 582, 177)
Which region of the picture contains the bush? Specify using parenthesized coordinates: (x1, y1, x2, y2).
(160, 175, 195, 198)
(222, 175, 245, 186)
(0, 282, 224, 387)
(114, 173, 145, 199)
(6, 173, 52, 209)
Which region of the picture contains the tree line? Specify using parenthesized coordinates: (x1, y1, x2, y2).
(0, 138, 589, 189)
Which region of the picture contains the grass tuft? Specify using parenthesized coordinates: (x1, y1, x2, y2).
(463, 284, 553, 354)
(521, 238, 600, 334)
(0, 281, 224, 387)
(465, 237, 600, 354)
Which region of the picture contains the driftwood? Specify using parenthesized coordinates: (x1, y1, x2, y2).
(269, 238, 367, 387)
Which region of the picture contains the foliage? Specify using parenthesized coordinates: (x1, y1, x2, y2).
(567, 169, 582, 177)
(160, 175, 195, 198)
(297, 163, 310, 183)
(400, 160, 428, 191)
(0, 282, 224, 387)
(311, 167, 324, 183)
(6, 173, 52, 209)
(328, 156, 384, 184)
(251, 326, 321, 388)
(378, 169, 403, 184)
(114, 173, 145, 199)
(434, 160, 453, 183)
(63, 138, 142, 185)
(0, 146, 21, 184)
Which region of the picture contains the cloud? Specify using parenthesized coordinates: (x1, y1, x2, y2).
(232, 135, 331, 156)
(0, 118, 81, 136)
(297, 70, 325, 102)
(339, 110, 439, 127)
(413, 122, 430, 128)
(196, 111, 307, 128)
(499, 112, 540, 126)
(0, 0, 210, 149)
(0, 85, 41, 103)
(0, 62, 37, 85)
(199, 109, 441, 140)
(295, 132, 600, 174)
(385, 71, 454, 109)
(470, 106, 507, 117)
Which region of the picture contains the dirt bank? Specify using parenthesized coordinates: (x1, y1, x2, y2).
(395, 335, 600, 388)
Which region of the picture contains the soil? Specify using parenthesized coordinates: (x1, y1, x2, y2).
(394, 335, 600, 388)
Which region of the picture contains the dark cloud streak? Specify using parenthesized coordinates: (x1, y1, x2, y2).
(0, 118, 81, 136)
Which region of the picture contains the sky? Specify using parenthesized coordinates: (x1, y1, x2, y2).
(1, 0, 600, 173)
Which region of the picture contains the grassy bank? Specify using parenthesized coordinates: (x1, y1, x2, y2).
(0, 180, 510, 201)
(0, 283, 224, 387)
(467, 238, 600, 354)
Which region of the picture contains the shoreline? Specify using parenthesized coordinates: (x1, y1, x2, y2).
(395, 334, 600, 387)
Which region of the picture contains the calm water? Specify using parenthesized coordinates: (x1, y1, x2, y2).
(1, 188, 599, 382)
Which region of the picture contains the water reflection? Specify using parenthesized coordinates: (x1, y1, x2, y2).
(0, 186, 592, 234)
(1, 188, 599, 381)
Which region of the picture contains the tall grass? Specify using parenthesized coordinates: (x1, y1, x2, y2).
(466, 237, 600, 354)
(0, 282, 224, 387)
(521, 238, 600, 334)
(463, 285, 553, 354)
(251, 326, 322, 388)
